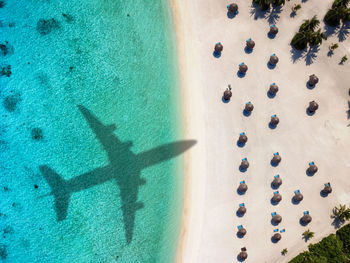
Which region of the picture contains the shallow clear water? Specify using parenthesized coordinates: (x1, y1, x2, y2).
(0, 0, 182, 262)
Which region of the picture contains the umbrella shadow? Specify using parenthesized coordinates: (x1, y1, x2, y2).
(267, 62, 276, 70)
(267, 91, 276, 99)
(271, 219, 280, 226)
(237, 189, 246, 195)
(291, 197, 301, 205)
(244, 46, 253, 54)
(243, 109, 252, 117)
(222, 96, 230, 103)
(320, 190, 329, 198)
(239, 166, 248, 173)
(236, 255, 247, 262)
(237, 141, 246, 148)
(305, 46, 320, 65)
(269, 122, 277, 129)
(39, 105, 196, 245)
(306, 108, 316, 116)
(237, 71, 246, 78)
(271, 236, 279, 243)
(213, 51, 221, 58)
(299, 218, 309, 226)
(236, 232, 246, 239)
(306, 169, 315, 177)
(270, 160, 279, 167)
(236, 210, 245, 217)
(306, 82, 316, 90)
(271, 182, 280, 190)
(270, 198, 280, 206)
(227, 11, 238, 19)
(249, 3, 268, 20)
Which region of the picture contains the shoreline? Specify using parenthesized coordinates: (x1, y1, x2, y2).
(170, 0, 350, 262)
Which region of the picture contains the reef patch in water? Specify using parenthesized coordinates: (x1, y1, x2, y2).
(31, 128, 43, 141)
(3, 92, 21, 112)
(1, 65, 11, 77)
(36, 18, 60, 35)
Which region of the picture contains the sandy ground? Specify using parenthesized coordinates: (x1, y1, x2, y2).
(171, 0, 350, 262)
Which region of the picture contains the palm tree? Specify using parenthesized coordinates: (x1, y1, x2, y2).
(300, 16, 320, 32)
(281, 248, 288, 255)
(253, 0, 284, 11)
(325, 0, 350, 26)
(302, 229, 315, 241)
(329, 43, 339, 50)
(333, 204, 350, 221)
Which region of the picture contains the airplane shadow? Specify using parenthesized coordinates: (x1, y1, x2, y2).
(39, 105, 196, 244)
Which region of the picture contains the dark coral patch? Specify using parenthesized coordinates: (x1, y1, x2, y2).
(1, 65, 11, 77)
(62, 13, 74, 23)
(0, 244, 7, 260)
(3, 92, 21, 112)
(31, 128, 43, 141)
(36, 18, 59, 35)
(0, 1, 5, 8)
(0, 41, 14, 56)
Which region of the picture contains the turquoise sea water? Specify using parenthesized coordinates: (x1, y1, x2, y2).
(0, 0, 185, 262)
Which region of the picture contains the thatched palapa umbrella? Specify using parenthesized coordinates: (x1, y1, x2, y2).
(308, 163, 318, 174)
(272, 233, 281, 241)
(214, 42, 223, 53)
(272, 177, 282, 187)
(238, 251, 248, 260)
(269, 83, 279, 94)
(238, 183, 248, 193)
(238, 227, 247, 237)
(238, 133, 248, 144)
(308, 74, 319, 86)
(223, 89, 232, 101)
(301, 214, 312, 224)
(238, 206, 246, 215)
(272, 214, 282, 224)
(272, 153, 281, 164)
(245, 102, 254, 112)
(269, 54, 279, 65)
(323, 184, 332, 194)
(227, 3, 238, 13)
(293, 193, 303, 203)
(240, 158, 249, 169)
(308, 101, 319, 112)
(270, 24, 279, 35)
(246, 38, 255, 49)
(272, 193, 282, 203)
(239, 63, 248, 73)
(270, 115, 279, 126)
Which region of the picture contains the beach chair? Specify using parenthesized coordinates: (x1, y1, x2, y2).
(271, 212, 277, 217)
(271, 53, 276, 56)
(242, 157, 247, 161)
(273, 191, 279, 194)
(246, 38, 251, 42)
(270, 24, 276, 28)
(239, 62, 244, 66)
(294, 190, 300, 194)
(324, 183, 331, 187)
(274, 174, 280, 178)
(270, 82, 276, 86)
(304, 211, 309, 215)
(280, 229, 285, 233)
(240, 180, 245, 184)
(271, 114, 277, 118)
(274, 152, 279, 156)
(246, 101, 251, 104)
(309, 161, 315, 166)
(237, 225, 243, 230)
(273, 229, 279, 232)
(239, 203, 245, 207)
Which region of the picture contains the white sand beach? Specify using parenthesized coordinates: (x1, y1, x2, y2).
(172, 0, 350, 262)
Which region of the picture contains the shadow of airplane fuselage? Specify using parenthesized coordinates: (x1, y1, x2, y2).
(39, 105, 196, 244)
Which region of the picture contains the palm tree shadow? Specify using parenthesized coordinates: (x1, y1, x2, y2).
(267, 6, 282, 25)
(324, 22, 350, 42)
(39, 105, 197, 244)
(304, 46, 320, 65)
(249, 3, 267, 20)
(290, 45, 306, 63)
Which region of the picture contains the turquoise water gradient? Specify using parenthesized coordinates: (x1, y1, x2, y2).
(0, 0, 183, 262)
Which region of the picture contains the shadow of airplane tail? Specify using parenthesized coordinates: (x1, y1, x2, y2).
(39, 165, 70, 221)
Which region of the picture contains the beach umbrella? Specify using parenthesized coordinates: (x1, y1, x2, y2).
(241, 159, 249, 169)
(239, 63, 248, 73)
(238, 183, 248, 193)
(238, 251, 248, 260)
(269, 83, 279, 94)
(324, 185, 332, 194)
(223, 89, 232, 100)
(272, 177, 282, 187)
(301, 214, 312, 224)
(238, 228, 247, 237)
(270, 115, 279, 126)
(215, 42, 223, 53)
(308, 101, 319, 112)
(308, 74, 319, 86)
(269, 54, 279, 65)
(270, 25, 279, 35)
(245, 102, 254, 112)
(228, 3, 238, 13)
(293, 193, 303, 202)
(272, 233, 282, 241)
(272, 154, 281, 164)
(238, 206, 247, 215)
(272, 214, 282, 224)
(238, 133, 248, 144)
(246, 39, 255, 49)
(272, 193, 282, 203)
(308, 164, 318, 174)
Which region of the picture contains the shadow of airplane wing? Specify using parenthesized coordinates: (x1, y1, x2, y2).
(136, 140, 197, 169)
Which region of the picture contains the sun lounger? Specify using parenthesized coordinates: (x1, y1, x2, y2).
(280, 229, 285, 233)
(239, 203, 245, 207)
(240, 180, 245, 184)
(274, 152, 279, 156)
(274, 174, 280, 178)
(309, 161, 315, 165)
(237, 225, 243, 230)
(304, 211, 309, 215)
(294, 190, 300, 194)
(273, 191, 279, 194)
(273, 229, 279, 232)
(271, 212, 276, 217)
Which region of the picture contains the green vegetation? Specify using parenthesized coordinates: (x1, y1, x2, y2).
(292, 4, 302, 13)
(333, 204, 350, 222)
(324, 0, 350, 27)
(329, 43, 339, 51)
(303, 229, 315, 241)
(341, 55, 348, 64)
(291, 16, 327, 50)
(252, 0, 285, 11)
(289, 223, 350, 262)
(282, 248, 288, 255)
